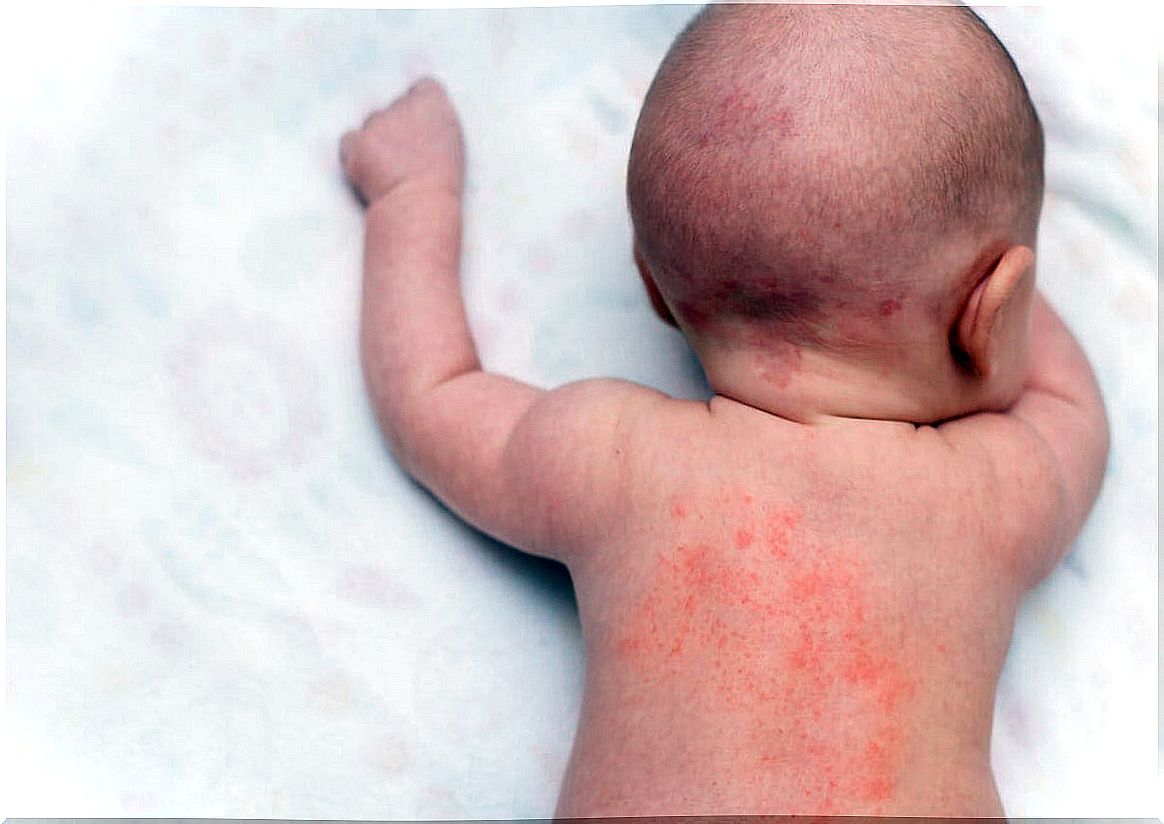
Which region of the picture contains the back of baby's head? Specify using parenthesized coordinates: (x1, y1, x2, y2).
(627, 3, 1044, 348)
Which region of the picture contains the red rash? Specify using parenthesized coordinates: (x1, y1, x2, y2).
(769, 108, 797, 139)
(713, 89, 760, 131)
(878, 298, 903, 317)
(708, 85, 796, 143)
(616, 489, 916, 812)
(747, 330, 804, 390)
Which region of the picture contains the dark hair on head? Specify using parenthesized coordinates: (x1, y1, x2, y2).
(627, 2, 1044, 343)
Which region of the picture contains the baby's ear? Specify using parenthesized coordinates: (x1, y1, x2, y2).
(634, 246, 679, 328)
(953, 245, 1035, 380)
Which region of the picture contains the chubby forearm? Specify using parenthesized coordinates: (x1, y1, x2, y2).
(1013, 291, 1109, 542)
(360, 187, 480, 442)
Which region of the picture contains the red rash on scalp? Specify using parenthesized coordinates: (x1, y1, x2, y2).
(614, 489, 916, 812)
(707, 84, 796, 143)
(711, 88, 759, 139)
(878, 298, 903, 317)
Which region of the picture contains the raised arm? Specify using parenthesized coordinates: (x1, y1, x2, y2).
(1009, 292, 1110, 540)
(940, 290, 1110, 580)
(339, 78, 656, 560)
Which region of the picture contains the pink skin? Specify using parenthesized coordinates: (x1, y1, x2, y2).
(343, 77, 1108, 816)
(750, 339, 803, 390)
(741, 325, 806, 390)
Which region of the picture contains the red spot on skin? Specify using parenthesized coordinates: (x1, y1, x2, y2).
(672, 502, 688, 520)
(765, 508, 800, 559)
(715, 89, 759, 128)
(874, 672, 914, 713)
(768, 108, 796, 138)
(615, 497, 915, 810)
(680, 543, 716, 585)
(615, 637, 642, 655)
(862, 775, 895, 802)
(878, 298, 903, 317)
(844, 649, 881, 686)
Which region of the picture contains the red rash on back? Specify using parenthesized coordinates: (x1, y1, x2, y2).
(615, 488, 917, 812)
(769, 108, 797, 139)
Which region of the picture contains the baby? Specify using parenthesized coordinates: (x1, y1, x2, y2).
(340, 3, 1108, 816)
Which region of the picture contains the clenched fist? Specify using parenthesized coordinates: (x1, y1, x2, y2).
(340, 77, 465, 204)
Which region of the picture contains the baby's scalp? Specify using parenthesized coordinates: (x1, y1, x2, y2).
(627, 3, 1044, 353)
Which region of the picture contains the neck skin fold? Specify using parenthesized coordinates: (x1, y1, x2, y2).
(690, 323, 1020, 426)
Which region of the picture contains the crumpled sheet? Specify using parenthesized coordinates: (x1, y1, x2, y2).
(5, 4, 1157, 817)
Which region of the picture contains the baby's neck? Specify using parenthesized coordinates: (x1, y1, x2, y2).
(697, 337, 999, 426)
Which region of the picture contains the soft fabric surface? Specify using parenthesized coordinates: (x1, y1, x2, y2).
(5, 4, 1157, 817)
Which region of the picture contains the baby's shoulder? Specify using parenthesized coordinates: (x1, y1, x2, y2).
(633, 397, 1066, 584)
(558, 386, 1067, 585)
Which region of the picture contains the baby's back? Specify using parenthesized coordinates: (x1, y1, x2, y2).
(556, 396, 1048, 816)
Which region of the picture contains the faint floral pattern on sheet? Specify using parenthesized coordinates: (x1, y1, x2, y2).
(168, 306, 322, 478)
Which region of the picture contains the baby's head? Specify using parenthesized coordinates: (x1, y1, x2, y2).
(627, 3, 1044, 423)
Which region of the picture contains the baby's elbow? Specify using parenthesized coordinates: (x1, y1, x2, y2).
(370, 398, 429, 480)
(1078, 388, 1111, 530)
(1045, 393, 1110, 576)
(1095, 390, 1112, 475)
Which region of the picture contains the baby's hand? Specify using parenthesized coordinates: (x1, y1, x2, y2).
(340, 77, 465, 204)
